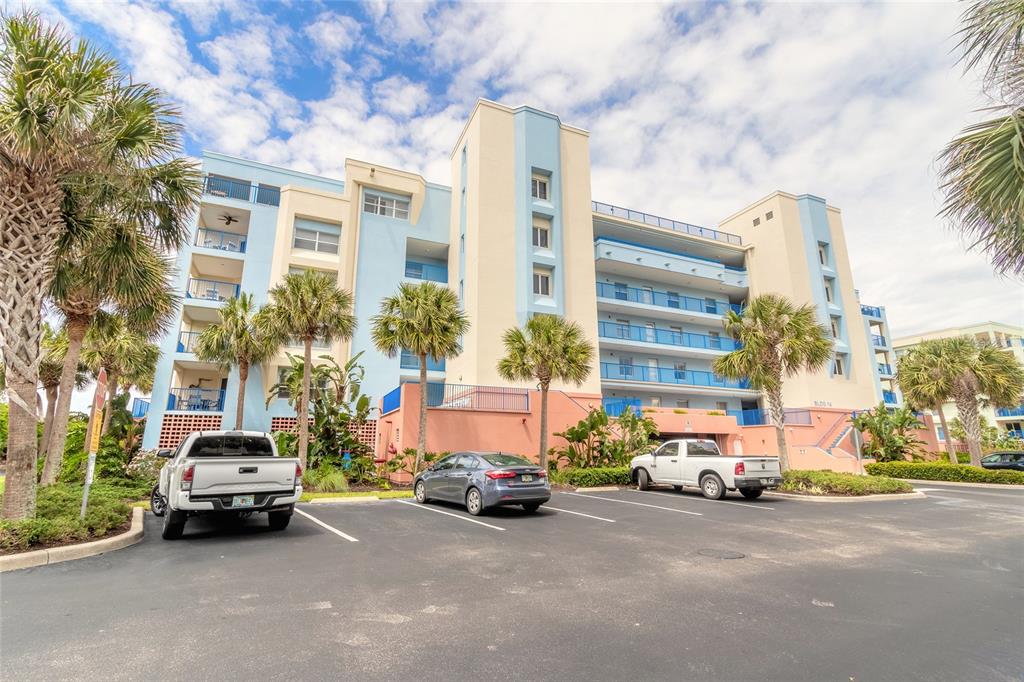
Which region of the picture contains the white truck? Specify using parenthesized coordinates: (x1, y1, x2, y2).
(155, 431, 302, 540)
(630, 438, 781, 500)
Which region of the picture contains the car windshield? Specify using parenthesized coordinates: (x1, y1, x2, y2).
(187, 435, 275, 457)
(482, 453, 533, 467)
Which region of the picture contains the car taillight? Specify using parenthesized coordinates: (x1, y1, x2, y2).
(735, 462, 745, 476)
(181, 464, 195, 491)
(485, 470, 516, 480)
(537, 470, 547, 478)
(295, 463, 303, 480)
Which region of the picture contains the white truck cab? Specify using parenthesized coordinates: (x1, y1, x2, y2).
(630, 439, 782, 500)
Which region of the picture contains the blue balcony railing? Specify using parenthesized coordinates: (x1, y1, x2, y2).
(186, 278, 239, 302)
(167, 387, 225, 412)
(203, 175, 280, 206)
(195, 228, 247, 253)
(883, 390, 897, 404)
(592, 201, 742, 245)
(877, 363, 893, 376)
(404, 261, 448, 283)
(381, 382, 530, 413)
(598, 321, 740, 352)
(861, 305, 883, 318)
(596, 282, 742, 316)
(131, 399, 150, 419)
(603, 397, 643, 417)
(400, 351, 446, 372)
(872, 334, 888, 348)
(600, 362, 751, 389)
(177, 331, 203, 353)
(1007, 429, 1024, 440)
(726, 408, 813, 426)
(381, 385, 402, 414)
(996, 405, 1024, 418)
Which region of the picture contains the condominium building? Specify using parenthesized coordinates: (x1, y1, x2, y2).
(893, 322, 1024, 441)
(141, 100, 901, 459)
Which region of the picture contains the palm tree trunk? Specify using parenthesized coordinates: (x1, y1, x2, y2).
(934, 403, 957, 464)
(766, 387, 790, 472)
(41, 317, 88, 486)
(952, 389, 983, 466)
(539, 384, 550, 469)
(1, 375, 39, 519)
(298, 339, 312, 469)
(40, 385, 58, 463)
(235, 361, 248, 430)
(416, 353, 428, 475)
(100, 371, 120, 436)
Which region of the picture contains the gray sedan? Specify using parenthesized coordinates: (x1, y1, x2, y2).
(413, 452, 551, 516)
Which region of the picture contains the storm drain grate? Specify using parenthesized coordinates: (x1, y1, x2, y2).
(698, 548, 745, 560)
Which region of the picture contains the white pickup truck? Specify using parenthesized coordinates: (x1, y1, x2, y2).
(630, 438, 781, 500)
(156, 431, 302, 539)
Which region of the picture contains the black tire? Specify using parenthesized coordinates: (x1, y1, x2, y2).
(414, 480, 428, 504)
(466, 487, 484, 516)
(268, 508, 292, 531)
(161, 509, 186, 540)
(150, 486, 166, 517)
(700, 473, 726, 500)
(522, 502, 541, 513)
(636, 469, 650, 491)
(672, 485, 683, 492)
(740, 489, 764, 500)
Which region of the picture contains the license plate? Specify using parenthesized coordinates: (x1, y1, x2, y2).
(521, 474, 533, 483)
(232, 495, 255, 508)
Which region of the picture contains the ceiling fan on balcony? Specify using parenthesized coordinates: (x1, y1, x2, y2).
(218, 213, 239, 226)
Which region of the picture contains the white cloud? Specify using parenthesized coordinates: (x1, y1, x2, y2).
(304, 10, 361, 58)
(372, 75, 429, 118)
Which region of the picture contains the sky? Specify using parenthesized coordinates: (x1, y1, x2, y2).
(27, 0, 1021, 344)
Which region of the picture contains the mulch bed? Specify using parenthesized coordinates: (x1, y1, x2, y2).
(0, 513, 133, 556)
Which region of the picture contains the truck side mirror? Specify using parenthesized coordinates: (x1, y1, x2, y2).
(157, 449, 173, 458)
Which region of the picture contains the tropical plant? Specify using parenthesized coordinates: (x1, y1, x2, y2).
(306, 357, 372, 471)
(613, 406, 660, 460)
(263, 271, 356, 468)
(554, 408, 612, 468)
(713, 294, 833, 472)
(497, 314, 595, 469)
(949, 415, 1024, 450)
(553, 406, 659, 469)
(939, 0, 1024, 276)
(194, 293, 282, 430)
(0, 13, 199, 519)
(850, 403, 926, 462)
(897, 338, 962, 464)
(371, 281, 469, 474)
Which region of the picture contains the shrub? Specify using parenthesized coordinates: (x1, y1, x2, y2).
(865, 461, 1024, 484)
(673, 409, 688, 414)
(124, 449, 164, 485)
(707, 410, 725, 416)
(0, 483, 135, 552)
(550, 466, 630, 488)
(780, 469, 912, 496)
(303, 465, 350, 492)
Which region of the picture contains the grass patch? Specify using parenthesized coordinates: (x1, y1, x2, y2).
(300, 490, 413, 502)
(0, 483, 137, 553)
(780, 469, 913, 496)
(866, 461, 1024, 485)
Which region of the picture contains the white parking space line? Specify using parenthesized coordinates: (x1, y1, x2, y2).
(394, 500, 506, 531)
(545, 506, 616, 523)
(563, 492, 703, 516)
(294, 508, 360, 542)
(630, 489, 775, 510)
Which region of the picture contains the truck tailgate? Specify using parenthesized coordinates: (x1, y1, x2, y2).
(190, 458, 298, 496)
(742, 457, 782, 478)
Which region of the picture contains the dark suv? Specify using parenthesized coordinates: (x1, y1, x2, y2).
(980, 451, 1024, 472)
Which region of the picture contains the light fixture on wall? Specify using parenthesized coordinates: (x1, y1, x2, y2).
(370, 167, 375, 177)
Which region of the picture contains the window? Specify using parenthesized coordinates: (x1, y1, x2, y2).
(687, 440, 720, 457)
(833, 357, 845, 375)
(615, 319, 630, 338)
(276, 367, 291, 399)
(613, 282, 628, 300)
(937, 426, 946, 442)
(753, 217, 761, 226)
(288, 265, 338, 280)
(650, 397, 661, 408)
(716, 401, 728, 411)
(433, 454, 459, 471)
(818, 243, 829, 266)
(824, 281, 834, 303)
(704, 298, 718, 314)
(482, 453, 533, 467)
(363, 191, 410, 219)
(765, 211, 774, 220)
(292, 218, 340, 254)
(666, 291, 680, 309)
(533, 269, 551, 296)
(830, 318, 840, 338)
(655, 442, 678, 457)
(709, 330, 721, 349)
(676, 400, 689, 409)
(673, 362, 687, 380)
(531, 173, 549, 200)
(453, 454, 479, 470)
(532, 215, 551, 248)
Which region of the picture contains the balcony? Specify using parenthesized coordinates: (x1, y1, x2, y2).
(195, 227, 247, 253)
(177, 331, 202, 353)
(592, 201, 742, 245)
(400, 351, 446, 372)
(877, 363, 894, 376)
(596, 282, 741, 319)
(594, 238, 748, 290)
(203, 175, 280, 206)
(883, 390, 897, 405)
(726, 408, 813, 427)
(186, 278, 239, 302)
(996, 405, 1024, 418)
(167, 387, 225, 412)
(861, 304, 883, 318)
(603, 397, 643, 417)
(404, 260, 448, 284)
(600, 362, 751, 390)
(380, 382, 530, 414)
(598, 321, 740, 354)
(872, 334, 888, 348)
(131, 399, 150, 419)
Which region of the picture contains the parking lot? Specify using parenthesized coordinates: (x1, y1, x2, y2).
(3, 483, 1023, 681)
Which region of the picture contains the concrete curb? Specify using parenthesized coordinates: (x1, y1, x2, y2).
(0, 507, 144, 573)
(901, 479, 1024, 490)
(573, 486, 623, 493)
(306, 494, 415, 504)
(763, 490, 926, 503)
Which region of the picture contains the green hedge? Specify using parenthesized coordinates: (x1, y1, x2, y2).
(551, 466, 631, 488)
(780, 469, 913, 496)
(866, 461, 1024, 485)
(0, 483, 135, 552)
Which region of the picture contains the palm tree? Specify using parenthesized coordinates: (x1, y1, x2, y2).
(713, 294, 833, 472)
(371, 282, 469, 474)
(263, 271, 356, 468)
(939, 0, 1024, 276)
(896, 338, 961, 464)
(195, 293, 282, 430)
(939, 337, 1024, 465)
(497, 314, 594, 469)
(37, 324, 67, 459)
(0, 13, 199, 519)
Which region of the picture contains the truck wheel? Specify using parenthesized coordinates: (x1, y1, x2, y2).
(268, 508, 292, 531)
(636, 469, 650, 491)
(740, 489, 763, 500)
(161, 509, 186, 540)
(150, 486, 166, 517)
(700, 473, 726, 500)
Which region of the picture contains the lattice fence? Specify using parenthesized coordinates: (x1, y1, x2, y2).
(269, 417, 377, 448)
(158, 413, 225, 449)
